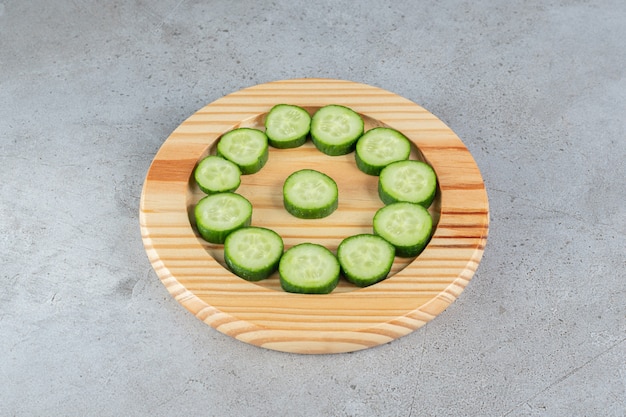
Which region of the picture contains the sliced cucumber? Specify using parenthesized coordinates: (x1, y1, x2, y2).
(337, 234, 396, 287)
(373, 202, 433, 258)
(194, 155, 241, 194)
(224, 227, 284, 281)
(283, 169, 338, 219)
(310, 105, 364, 156)
(378, 160, 437, 207)
(355, 127, 411, 175)
(265, 104, 311, 149)
(279, 243, 340, 294)
(194, 192, 252, 244)
(217, 128, 269, 174)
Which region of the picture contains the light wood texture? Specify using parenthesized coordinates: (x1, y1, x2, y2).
(140, 79, 489, 354)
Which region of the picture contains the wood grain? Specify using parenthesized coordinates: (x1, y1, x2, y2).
(140, 78, 489, 354)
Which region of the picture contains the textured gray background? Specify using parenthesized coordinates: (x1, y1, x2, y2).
(1, 1, 625, 416)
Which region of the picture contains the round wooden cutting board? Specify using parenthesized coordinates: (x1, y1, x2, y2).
(140, 78, 489, 354)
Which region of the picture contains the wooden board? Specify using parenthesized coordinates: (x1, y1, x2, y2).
(140, 79, 489, 354)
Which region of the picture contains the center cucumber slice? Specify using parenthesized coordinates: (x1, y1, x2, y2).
(217, 128, 269, 174)
(279, 243, 340, 294)
(310, 105, 364, 156)
(224, 227, 284, 281)
(194, 192, 253, 244)
(373, 202, 433, 257)
(283, 169, 338, 219)
(265, 104, 311, 149)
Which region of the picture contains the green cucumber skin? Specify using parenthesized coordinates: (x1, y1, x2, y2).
(196, 216, 252, 244)
(280, 276, 339, 294)
(194, 193, 253, 244)
(355, 152, 380, 176)
(265, 104, 311, 149)
(373, 202, 433, 258)
(224, 227, 284, 281)
(388, 239, 429, 258)
(269, 136, 308, 149)
(378, 160, 437, 207)
(310, 138, 356, 156)
(279, 243, 340, 294)
(283, 198, 338, 219)
(225, 260, 273, 281)
(217, 145, 268, 175)
(378, 180, 436, 207)
(337, 234, 396, 287)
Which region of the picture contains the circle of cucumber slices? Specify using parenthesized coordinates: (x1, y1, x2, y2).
(192, 104, 438, 293)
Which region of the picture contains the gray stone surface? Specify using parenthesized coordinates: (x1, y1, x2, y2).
(1, 1, 625, 416)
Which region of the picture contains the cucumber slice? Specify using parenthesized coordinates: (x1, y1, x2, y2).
(378, 160, 437, 207)
(337, 234, 396, 287)
(265, 104, 311, 149)
(193, 155, 241, 194)
(279, 243, 340, 294)
(194, 192, 253, 244)
(283, 169, 338, 219)
(224, 227, 284, 281)
(355, 127, 411, 175)
(217, 128, 269, 174)
(310, 105, 364, 156)
(373, 202, 433, 258)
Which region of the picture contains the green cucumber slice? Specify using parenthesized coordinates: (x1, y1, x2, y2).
(194, 192, 252, 244)
(283, 169, 338, 219)
(310, 105, 364, 156)
(193, 155, 241, 194)
(373, 202, 433, 258)
(378, 160, 437, 207)
(265, 104, 311, 149)
(355, 127, 411, 175)
(337, 234, 396, 287)
(224, 227, 284, 281)
(279, 243, 340, 294)
(217, 128, 269, 174)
